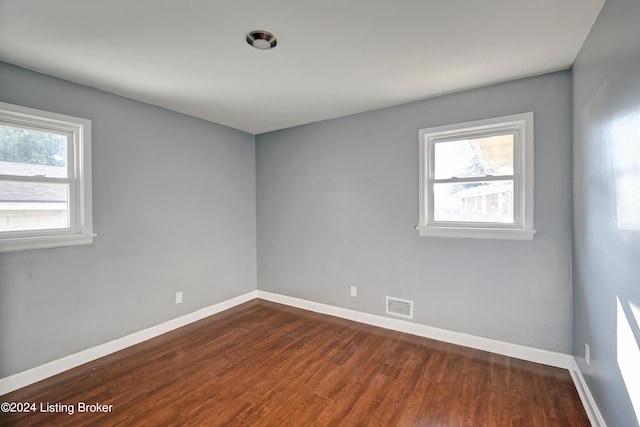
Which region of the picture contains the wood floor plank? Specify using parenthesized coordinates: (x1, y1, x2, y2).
(368, 343, 431, 426)
(0, 299, 590, 426)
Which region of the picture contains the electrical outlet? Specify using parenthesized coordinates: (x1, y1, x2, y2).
(351, 286, 357, 297)
(585, 343, 590, 365)
(176, 291, 183, 304)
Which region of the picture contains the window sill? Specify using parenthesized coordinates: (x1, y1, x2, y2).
(416, 226, 535, 241)
(0, 232, 96, 253)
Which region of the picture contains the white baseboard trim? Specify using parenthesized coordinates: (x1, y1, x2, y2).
(1, 286, 592, 424)
(256, 290, 573, 369)
(0, 290, 258, 396)
(570, 358, 607, 427)
(258, 291, 608, 423)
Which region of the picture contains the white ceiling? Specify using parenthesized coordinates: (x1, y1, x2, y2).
(0, 0, 604, 135)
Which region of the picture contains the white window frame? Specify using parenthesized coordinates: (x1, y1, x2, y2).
(0, 102, 95, 252)
(417, 112, 535, 240)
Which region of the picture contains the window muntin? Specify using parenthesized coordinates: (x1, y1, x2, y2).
(0, 102, 94, 252)
(418, 113, 534, 240)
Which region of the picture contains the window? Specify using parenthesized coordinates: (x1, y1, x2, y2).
(417, 113, 535, 240)
(0, 102, 94, 252)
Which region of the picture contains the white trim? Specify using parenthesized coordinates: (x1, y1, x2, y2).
(256, 290, 572, 369)
(570, 358, 607, 427)
(418, 112, 535, 240)
(417, 225, 535, 240)
(0, 290, 257, 395)
(1, 287, 594, 426)
(0, 101, 94, 253)
(0, 232, 97, 253)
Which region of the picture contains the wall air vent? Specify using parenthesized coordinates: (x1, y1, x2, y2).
(386, 296, 413, 319)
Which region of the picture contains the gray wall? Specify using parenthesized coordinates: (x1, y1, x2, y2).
(0, 62, 257, 377)
(572, 0, 640, 425)
(256, 72, 573, 353)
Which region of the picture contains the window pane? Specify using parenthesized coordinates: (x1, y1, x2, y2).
(434, 134, 514, 179)
(0, 125, 68, 178)
(434, 180, 513, 223)
(0, 181, 69, 231)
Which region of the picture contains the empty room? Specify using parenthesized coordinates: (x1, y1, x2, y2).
(0, 0, 638, 426)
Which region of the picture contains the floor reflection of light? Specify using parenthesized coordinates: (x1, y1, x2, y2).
(617, 296, 640, 422)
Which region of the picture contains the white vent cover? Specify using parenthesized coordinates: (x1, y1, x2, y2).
(386, 296, 413, 319)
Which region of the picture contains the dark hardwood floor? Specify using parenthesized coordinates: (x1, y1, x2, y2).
(0, 299, 589, 426)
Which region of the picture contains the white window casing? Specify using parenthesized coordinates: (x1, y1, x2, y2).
(417, 112, 535, 240)
(0, 102, 95, 252)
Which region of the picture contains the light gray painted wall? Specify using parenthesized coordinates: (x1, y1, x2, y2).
(256, 72, 573, 352)
(0, 62, 257, 377)
(572, 0, 640, 425)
